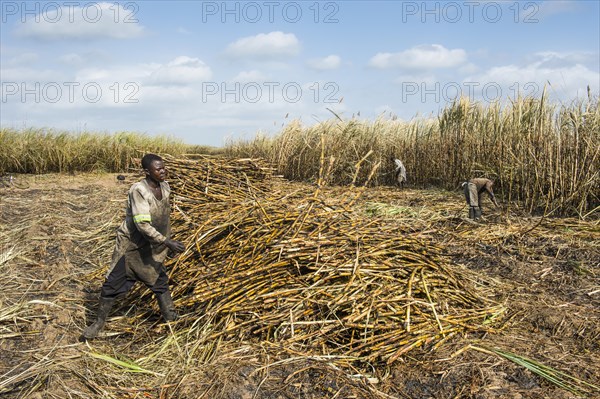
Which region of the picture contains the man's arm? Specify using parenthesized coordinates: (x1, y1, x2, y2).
(130, 188, 168, 244)
(485, 183, 499, 207)
(129, 185, 185, 253)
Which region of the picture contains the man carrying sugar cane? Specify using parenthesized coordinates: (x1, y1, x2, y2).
(81, 153, 185, 341)
(391, 156, 407, 188)
(462, 177, 499, 220)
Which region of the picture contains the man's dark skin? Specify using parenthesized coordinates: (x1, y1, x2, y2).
(145, 159, 185, 254)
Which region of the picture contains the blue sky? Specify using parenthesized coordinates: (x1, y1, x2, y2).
(1, 0, 599, 146)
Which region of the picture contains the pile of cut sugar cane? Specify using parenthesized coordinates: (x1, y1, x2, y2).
(138, 155, 505, 366)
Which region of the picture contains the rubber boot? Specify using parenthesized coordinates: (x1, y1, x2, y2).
(474, 207, 482, 220)
(156, 291, 178, 322)
(468, 207, 476, 219)
(81, 297, 115, 340)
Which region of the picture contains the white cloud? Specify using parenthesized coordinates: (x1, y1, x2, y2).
(369, 44, 467, 70)
(232, 70, 268, 83)
(307, 55, 341, 70)
(465, 52, 599, 99)
(224, 31, 300, 59)
(149, 56, 213, 86)
(528, 51, 597, 69)
(1, 56, 214, 114)
(58, 51, 109, 66)
(15, 2, 144, 40)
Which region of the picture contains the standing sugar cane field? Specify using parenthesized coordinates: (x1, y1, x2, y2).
(1, 97, 599, 399)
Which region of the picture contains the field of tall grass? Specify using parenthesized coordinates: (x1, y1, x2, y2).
(1, 94, 598, 217)
(0, 129, 191, 174)
(225, 94, 599, 218)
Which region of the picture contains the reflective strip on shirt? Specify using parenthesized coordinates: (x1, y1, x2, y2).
(133, 214, 152, 223)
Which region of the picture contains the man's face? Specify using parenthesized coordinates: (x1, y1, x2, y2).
(145, 160, 166, 182)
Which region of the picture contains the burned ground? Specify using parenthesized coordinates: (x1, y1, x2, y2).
(0, 173, 598, 399)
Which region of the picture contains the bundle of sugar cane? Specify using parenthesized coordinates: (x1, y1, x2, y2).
(164, 154, 276, 203)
